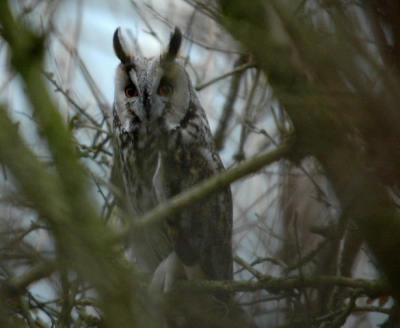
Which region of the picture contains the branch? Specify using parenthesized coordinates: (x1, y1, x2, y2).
(214, 55, 251, 150)
(172, 276, 390, 298)
(44, 72, 101, 128)
(6, 261, 57, 293)
(195, 62, 255, 91)
(234, 256, 264, 280)
(132, 141, 292, 231)
(0, 4, 144, 327)
(217, 0, 400, 301)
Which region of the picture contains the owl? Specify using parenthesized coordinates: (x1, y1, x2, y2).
(111, 27, 233, 304)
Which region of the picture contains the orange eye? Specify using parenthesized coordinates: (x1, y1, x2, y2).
(158, 84, 173, 97)
(125, 84, 138, 98)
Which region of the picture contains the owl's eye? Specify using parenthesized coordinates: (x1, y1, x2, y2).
(125, 84, 138, 98)
(158, 84, 173, 97)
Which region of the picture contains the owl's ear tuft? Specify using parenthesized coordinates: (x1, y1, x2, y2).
(113, 27, 131, 64)
(163, 27, 182, 62)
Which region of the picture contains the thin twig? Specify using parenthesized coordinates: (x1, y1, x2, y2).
(234, 256, 265, 280)
(44, 72, 100, 127)
(195, 62, 255, 91)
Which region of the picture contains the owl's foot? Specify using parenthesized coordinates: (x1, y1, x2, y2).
(149, 251, 185, 293)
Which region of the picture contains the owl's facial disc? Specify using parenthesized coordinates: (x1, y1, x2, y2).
(114, 28, 188, 130)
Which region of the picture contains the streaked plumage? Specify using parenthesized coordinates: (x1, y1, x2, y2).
(111, 27, 233, 297)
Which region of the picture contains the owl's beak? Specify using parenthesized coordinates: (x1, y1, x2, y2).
(143, 91, 151, 120)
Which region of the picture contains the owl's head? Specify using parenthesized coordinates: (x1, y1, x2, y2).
(113, 27, 194, 133)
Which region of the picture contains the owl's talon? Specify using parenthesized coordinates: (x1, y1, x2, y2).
(149, 251, 185, 294)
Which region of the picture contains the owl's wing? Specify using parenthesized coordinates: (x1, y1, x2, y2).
(111, 139, 173, 274)
(185, 147, 233, 283)
(160, 141, 233, 284)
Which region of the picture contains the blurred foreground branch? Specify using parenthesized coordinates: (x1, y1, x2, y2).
(133, 141, 292, 230)
(0, 3, 142, 327)
(218, 0, 400, 302)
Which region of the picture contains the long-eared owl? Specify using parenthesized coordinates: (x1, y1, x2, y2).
(111, 27, 233, 298)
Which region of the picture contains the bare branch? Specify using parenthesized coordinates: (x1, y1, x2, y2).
(173, 275, 389, 297)
(132, 141, 292, 231)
